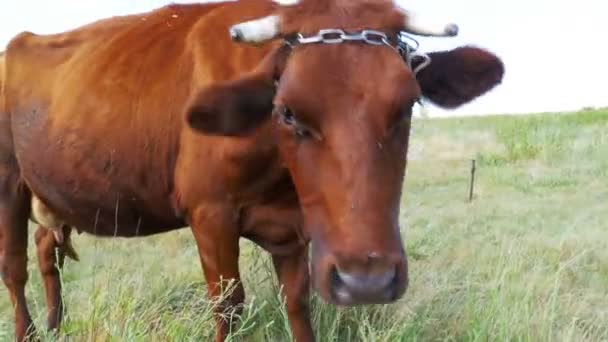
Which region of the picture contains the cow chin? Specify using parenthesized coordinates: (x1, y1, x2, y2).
(310, 238, 409, 306)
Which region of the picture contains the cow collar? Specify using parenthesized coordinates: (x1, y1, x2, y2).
(282, 29, 431, 75)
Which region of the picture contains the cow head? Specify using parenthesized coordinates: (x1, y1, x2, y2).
(186, 0, 504, 305)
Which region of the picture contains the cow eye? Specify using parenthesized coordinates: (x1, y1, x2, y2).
(275, 105, 317, 140)
(277, 106, 296, 126)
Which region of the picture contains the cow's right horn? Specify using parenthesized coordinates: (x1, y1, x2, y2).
(229, 15, 281, 44)
(401, 9, 459, 37)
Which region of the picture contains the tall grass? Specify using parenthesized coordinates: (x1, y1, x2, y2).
(1, 109, 607, 341)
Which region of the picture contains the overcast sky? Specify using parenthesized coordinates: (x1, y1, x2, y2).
(1, 0, 606, 116)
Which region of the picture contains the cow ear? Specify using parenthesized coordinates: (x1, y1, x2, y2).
(185, 73, 275, 136)
(414, 46, 504, 109)
(185, 46, 289, 136)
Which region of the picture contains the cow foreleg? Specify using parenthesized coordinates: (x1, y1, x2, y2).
(189, 205, 244, 342)
(272, 246, 314, 342)
(34, 226, 66, 333)
(0, 184, 35, 341)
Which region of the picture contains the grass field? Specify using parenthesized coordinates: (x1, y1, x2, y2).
(1, 109, 607, 341)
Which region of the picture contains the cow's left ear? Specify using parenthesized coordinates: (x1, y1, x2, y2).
(185, 46, 289, 136)
(414, 46, 504, 108)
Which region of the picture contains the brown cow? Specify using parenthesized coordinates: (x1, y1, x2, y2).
(0, 0, 504, 341)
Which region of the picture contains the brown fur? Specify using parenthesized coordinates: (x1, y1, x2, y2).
(0, 1, 503, 341)
(0, 51, 5, 114)
(415, 46, 505, 108)
(279, 0, 406, 35)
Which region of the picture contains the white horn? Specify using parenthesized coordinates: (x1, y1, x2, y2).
(401, 9, 459, 37)
(273, 0, 300, 5)
(229, 15, 281, 43)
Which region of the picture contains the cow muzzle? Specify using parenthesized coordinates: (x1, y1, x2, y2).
(324, 252, 408, 305)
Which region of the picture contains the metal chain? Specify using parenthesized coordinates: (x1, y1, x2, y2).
(295, 29, 393, 46)
(288, 29, 432, 75)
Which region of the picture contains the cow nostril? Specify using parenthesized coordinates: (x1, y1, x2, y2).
(330, 266, 352, 303)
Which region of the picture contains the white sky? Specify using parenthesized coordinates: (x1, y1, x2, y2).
(1, 0, 606, 116)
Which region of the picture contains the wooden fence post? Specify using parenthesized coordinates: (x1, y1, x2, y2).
(468, 159, 476, 202)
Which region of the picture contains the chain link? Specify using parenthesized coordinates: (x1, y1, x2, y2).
(295, 29, 392, 46)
